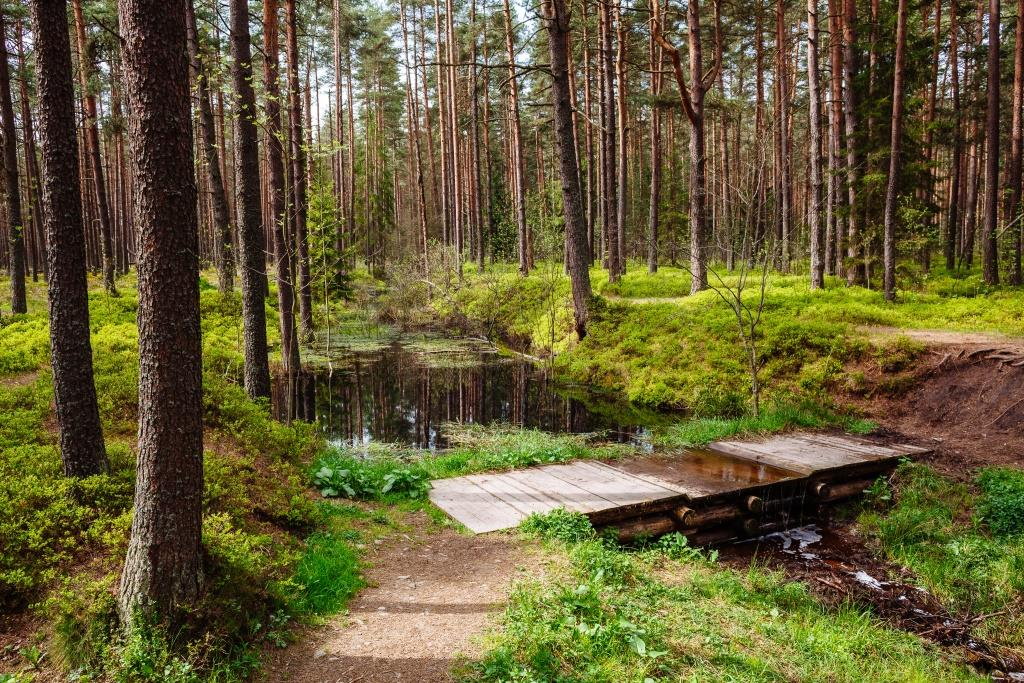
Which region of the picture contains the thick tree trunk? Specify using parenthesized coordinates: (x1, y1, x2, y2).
(186, 0, 234, 294)
(117, 0, 203, 618)
(543, 0, 593, 339)
(31, 0, 108, 478)
(0, 8, 26, 313)
(286, 0, 314, 338)
(71, 0, 116, 295)
(600, 0, 618, 279)
(883, 0, 909, 300)
(228, 0, 271, 399)
(983, 0, 1000, 284)
(807, 0, 824, 288)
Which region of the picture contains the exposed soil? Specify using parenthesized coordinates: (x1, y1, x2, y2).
(265, 510, 527, 683)
(848, 343, 1024, 479)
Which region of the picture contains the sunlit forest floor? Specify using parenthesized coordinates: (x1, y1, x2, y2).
(1, 262, 1022, 681)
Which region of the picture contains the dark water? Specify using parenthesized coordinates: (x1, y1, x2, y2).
(274, 330, 670, 449)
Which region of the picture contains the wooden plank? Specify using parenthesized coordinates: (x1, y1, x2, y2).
(707, 440, 818, 475)
(542, 461, 680, 507)
(792, 434, 901, 459)
(428, 477, 525, 533)
(500, 467, 618, 513)
(464, 471, 566, 519)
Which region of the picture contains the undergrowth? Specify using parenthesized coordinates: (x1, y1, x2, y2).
(859, 462, 1024, 652)
(0, 275, 363, 681)
(461, 509, 980, 682)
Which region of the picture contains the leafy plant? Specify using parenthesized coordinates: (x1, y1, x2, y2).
(520, 508, 596, 544)
(976, 467, 1024, 537)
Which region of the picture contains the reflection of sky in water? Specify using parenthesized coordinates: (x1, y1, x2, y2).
(301, 334, 671, 450)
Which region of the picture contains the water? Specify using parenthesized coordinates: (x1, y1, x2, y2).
(275, 326, 672, 449)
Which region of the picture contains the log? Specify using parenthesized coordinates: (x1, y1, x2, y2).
(745, 495, 764, 514)
(689, 504, 744, 527)
(687, 526, 740, 546)
(671, 505, 696, 527)
(821, 479, 875, 502)
(614, 515, 676, 543)
(811, 481, 831, 498)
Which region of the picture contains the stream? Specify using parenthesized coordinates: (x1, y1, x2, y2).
(273, 324, 672, 449)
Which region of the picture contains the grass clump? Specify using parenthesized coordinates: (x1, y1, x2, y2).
(520, 508, 596, 544)
(653, 400, 875, 447)
(859, 463, 1024, 650)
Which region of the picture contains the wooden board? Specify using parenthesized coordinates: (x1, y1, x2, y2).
(428, 460, 683, 533)
(707, 434, 926, 476)
(429, 433, 929, 534)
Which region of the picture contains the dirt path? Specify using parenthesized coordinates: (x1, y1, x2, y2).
(266, 512, 527, 683)
(858, 325, 1024, 349)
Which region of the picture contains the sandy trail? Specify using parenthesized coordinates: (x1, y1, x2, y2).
(266, 511, 526, 683)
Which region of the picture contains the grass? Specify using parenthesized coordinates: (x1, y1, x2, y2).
(0, 274, 363, 681)
(858, 462, 1024, 654)
(385, 261, 1024, 411)
(462, 510, 981, 682)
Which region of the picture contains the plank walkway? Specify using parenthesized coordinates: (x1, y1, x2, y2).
(428, 433, 929, 534)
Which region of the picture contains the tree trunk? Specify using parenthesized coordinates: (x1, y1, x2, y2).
(648, 0, 663, 274)
(117, 0, 203, 618)
(883, 0, 909, 300)
(842, 0, 863, 284)
(285, 0, 314, 338)
(264, 0, 301, 396)
(983, 0, 1000, 284)
(615, 0, 628, 276)
(776, 0, 791, 271)
(71, 0, 116, 295)
(827, 0, 846, 276)
(31, 0, 108, 478)
(946, 0, 962, 269)
(0, 7, 26, 313)
(502, 0, 529, 275)
(228, 0, 271, 399)
(600, 0, 618, 279)
(1010, 0, 1024, 284)
(186, 0, 234, 294)
(543, 0, 593, 339)
(807, 0, 824, 288)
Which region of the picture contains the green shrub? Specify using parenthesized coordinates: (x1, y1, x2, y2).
(976, 467, 1024, 537)
(520, 508, 596, 544)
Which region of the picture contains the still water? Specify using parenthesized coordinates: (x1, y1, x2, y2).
(273, 326, 669, 449)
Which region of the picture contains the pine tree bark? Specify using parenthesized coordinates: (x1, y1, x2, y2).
(71, 0, 116, 295)
(600, 0, 619, 280)
(0, 7, 26, 313)
(648, 0, 663, 273)
(614, 0, 628, 277)
(826, 0, 846, 276)
(117, 0, 203, 618)
(543, 0, 593, 338)
(807, 0, 824, 288)
(883, 0, 909, 300)
(286, 0, 313, 338)
(228, 0, 271, 399)
(776, 0, 791, 271)
(983, 0, 1000, 284)
(31, 0, 108, 478)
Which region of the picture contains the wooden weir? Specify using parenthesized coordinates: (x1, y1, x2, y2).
(428, 433, 930, 543)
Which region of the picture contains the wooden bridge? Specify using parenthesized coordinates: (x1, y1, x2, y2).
(428, 433, 929, 543)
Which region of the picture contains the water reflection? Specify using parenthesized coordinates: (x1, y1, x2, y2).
(273, 337, 669, 449)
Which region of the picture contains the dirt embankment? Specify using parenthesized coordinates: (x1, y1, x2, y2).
(848, 337, 1024, 478)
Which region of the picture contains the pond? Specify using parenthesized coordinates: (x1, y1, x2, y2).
(273, 323, 671, 449)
